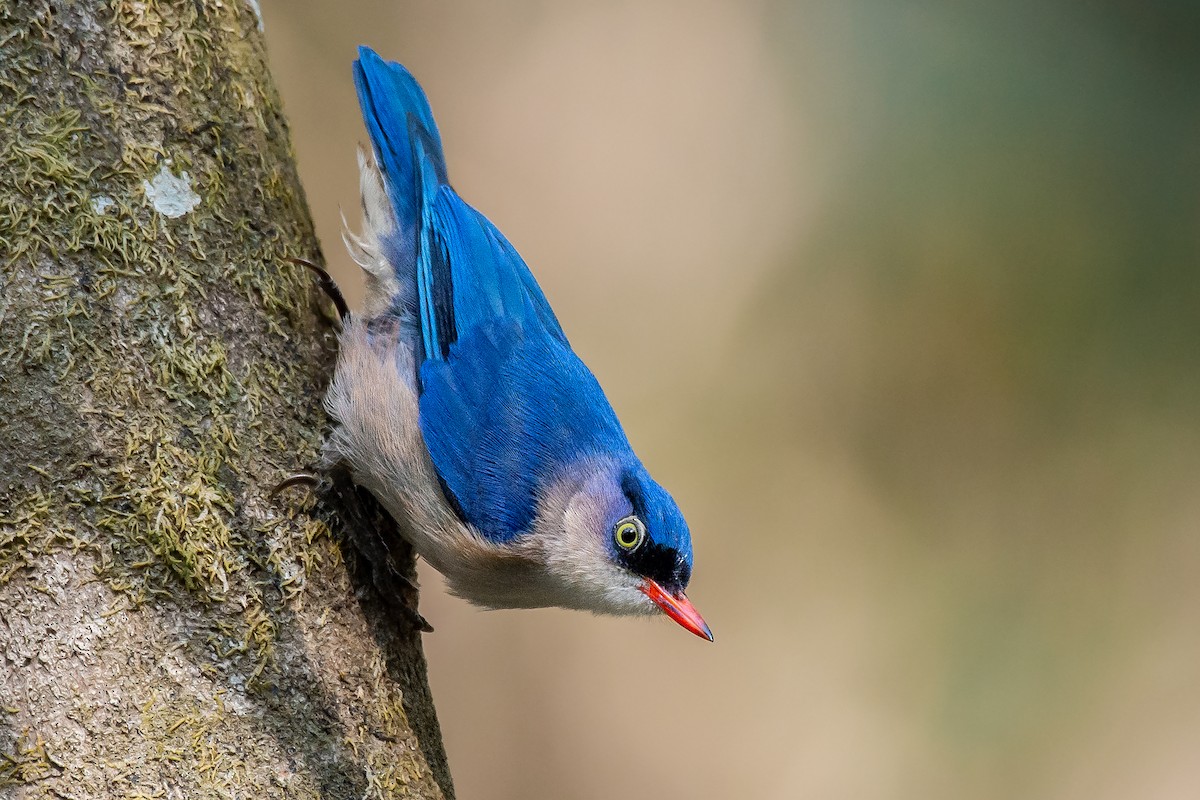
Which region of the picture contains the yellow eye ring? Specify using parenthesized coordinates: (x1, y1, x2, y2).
(613, 517, 645, 551)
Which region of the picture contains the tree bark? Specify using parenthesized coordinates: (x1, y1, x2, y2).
(0, 2, 450, 797)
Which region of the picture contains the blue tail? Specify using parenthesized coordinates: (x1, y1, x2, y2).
(353, 46, 447, 237)
(353, 47, 568, 364)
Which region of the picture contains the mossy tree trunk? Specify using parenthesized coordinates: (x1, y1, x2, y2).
(0, 2, 450, 797)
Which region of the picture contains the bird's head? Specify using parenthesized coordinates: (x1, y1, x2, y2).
(533, 461, 712, 641)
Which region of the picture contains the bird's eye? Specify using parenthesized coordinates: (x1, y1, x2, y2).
(613, 516, 645, 551)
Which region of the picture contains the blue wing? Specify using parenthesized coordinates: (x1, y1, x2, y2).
(355, 48, 621, 540)
(419, 318, 631, 540)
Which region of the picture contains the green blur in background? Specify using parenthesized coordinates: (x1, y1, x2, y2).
(260, 1, 1200, 797)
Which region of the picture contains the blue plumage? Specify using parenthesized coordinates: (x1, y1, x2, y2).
(339, 47, 708, 639)
(352, 49, 446, 240)
(420, 320, 629, 541)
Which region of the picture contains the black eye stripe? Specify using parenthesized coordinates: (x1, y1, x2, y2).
(625, 538, 688, 594)
(611, 519, 689, 592)
(616, 471, 691, 592)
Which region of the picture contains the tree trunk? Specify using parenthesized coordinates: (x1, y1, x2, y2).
(0, 2, 451, 797)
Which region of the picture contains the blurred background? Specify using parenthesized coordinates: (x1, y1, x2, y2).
(259, 2, 1200, 797)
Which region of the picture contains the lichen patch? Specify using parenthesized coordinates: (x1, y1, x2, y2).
(142, 162, 201, 219)
(90, 194, 115, 214)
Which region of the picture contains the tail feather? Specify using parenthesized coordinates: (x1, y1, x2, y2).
(353, 46, 451, 324)
(353, 46, 447, 240)
(351, 46, 569, 360)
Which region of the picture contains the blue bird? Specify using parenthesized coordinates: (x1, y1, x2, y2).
(323, 46, 710, 641)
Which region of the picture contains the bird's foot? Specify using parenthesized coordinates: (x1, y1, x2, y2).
(273, 467, 433, 633)
(377, 566, 434, 633)
(343, 486, 434, 633)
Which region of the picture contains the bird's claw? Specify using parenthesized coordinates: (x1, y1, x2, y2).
(271, 471, 325, 497)
(399, 600, 435, 633)
(360, 526, 435, 633)
(287, 257, 351, 322)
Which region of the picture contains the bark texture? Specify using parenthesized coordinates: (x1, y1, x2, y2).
(0, 2, 450, 797)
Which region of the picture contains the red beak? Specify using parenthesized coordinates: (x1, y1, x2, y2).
(640, 579, 713, 642)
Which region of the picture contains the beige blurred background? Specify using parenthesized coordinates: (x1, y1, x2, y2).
(259, 1, 1200, 798)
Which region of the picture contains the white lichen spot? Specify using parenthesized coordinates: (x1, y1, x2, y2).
(244, 0, 264, 31)
(142, 163, 201, 219)
(91, 195, 115, 214)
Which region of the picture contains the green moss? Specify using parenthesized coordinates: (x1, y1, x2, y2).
(0, 730, 62, 789)
(346, 658, 434, 798)
(126, 694, 261, 797)
(1, 0, 322, 708)
(0, 492, 45, 584)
